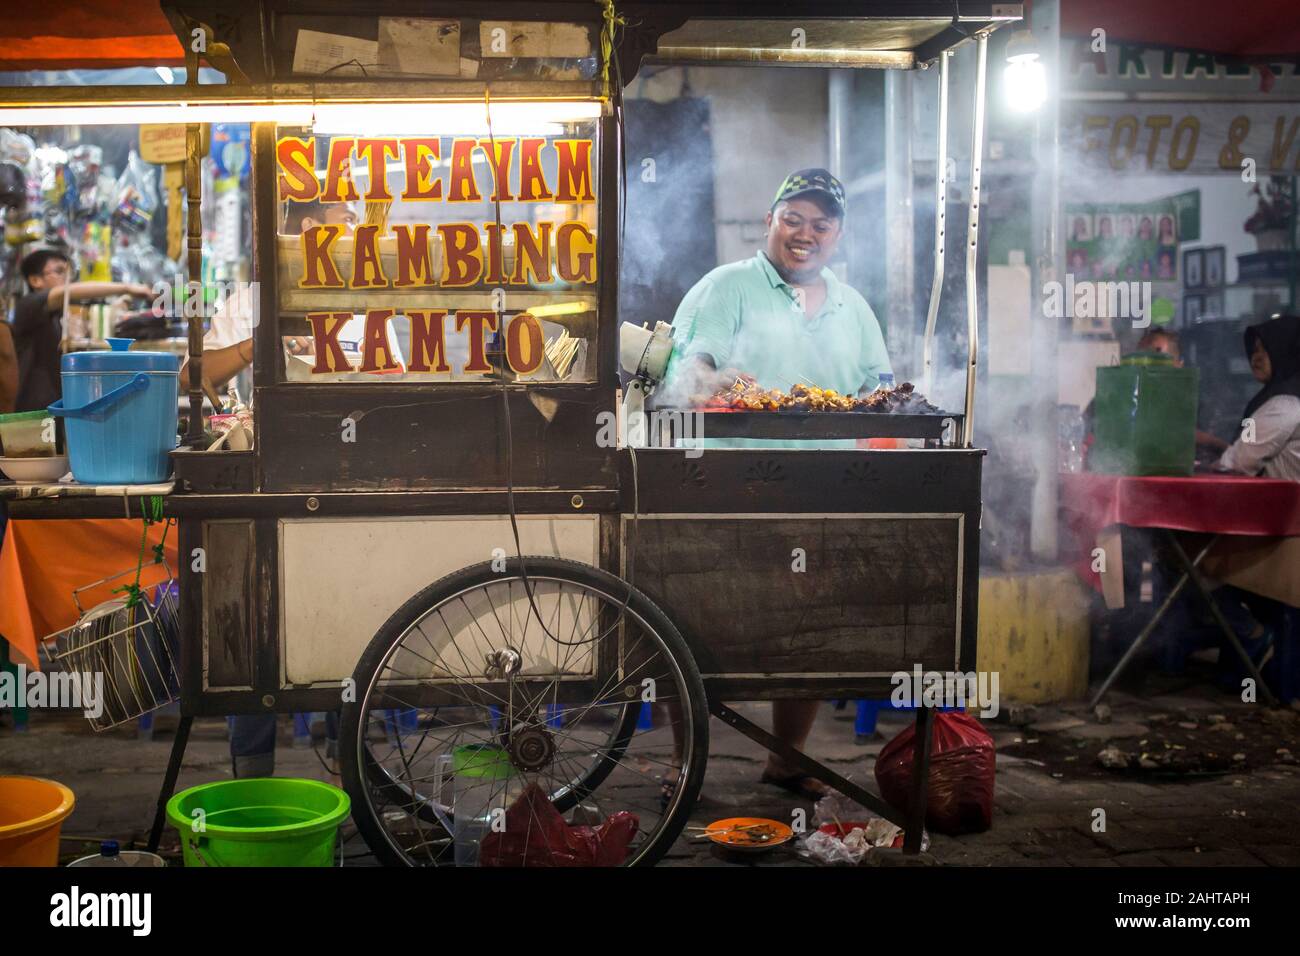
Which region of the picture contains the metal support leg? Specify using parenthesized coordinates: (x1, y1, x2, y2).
(903, 706, 933, 854)
(709, 702, 906, 828)
(1090, 535, 1217, 708)
(147, 714, 193, 853)
(1165, 533, 1279, 707)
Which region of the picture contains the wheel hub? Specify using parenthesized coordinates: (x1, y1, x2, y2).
(510, 723, 555, 772)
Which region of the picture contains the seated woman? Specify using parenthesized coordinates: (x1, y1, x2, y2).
(1213, 313, 1300, 690)
(1217, 313, 1300, 480)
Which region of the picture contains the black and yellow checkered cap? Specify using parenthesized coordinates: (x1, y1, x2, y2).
(771, 168, 846, 218)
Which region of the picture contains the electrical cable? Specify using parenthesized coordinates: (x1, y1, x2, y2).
(483, 23, 639, 652)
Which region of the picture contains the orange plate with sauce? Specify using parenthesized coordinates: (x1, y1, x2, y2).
(704, 817, 794, 851)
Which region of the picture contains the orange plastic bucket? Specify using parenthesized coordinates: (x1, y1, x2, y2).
(0, 776, 76, 867)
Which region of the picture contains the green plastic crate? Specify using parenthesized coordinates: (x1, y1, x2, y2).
(1092, 357, 1199, 476)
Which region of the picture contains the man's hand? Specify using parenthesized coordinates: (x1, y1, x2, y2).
(677, 358, 755, 404)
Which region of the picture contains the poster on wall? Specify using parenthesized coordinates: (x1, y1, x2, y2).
(1065, 199, 1181, 283)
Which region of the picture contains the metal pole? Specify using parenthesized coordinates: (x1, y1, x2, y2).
(885, 69, 915, 368)
(829, 70, 853, 274)
(1030, 0, 1062, 562)
(962, 35, 988, 448)
(185, 123, 205, 447)
(922, 51, 950, 397)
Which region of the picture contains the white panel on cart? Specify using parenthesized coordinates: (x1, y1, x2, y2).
(280, 515, 599, 685)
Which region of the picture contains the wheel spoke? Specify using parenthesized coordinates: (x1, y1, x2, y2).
(345, 566, 705, 867)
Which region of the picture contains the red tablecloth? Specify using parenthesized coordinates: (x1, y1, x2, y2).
(1060, 472, 1300, 538)
(1060, 473, 1300, 602)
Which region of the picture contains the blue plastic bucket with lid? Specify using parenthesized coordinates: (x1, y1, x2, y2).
(48, 338, 180, 484)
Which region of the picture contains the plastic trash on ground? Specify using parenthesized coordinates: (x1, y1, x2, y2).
(874, 711, 996, 835)
(797, 791, 927, 865)
(478, 783, 638, 867)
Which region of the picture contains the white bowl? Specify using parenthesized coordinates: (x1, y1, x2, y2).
(0, 455, 69, 482)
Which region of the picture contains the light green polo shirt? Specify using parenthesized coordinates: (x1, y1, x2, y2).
(661, 251, 892, 448)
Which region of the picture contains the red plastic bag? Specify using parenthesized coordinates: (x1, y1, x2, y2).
(874, 712, 995, 835)
(479, 783, 639, 867)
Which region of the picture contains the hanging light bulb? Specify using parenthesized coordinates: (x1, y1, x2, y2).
(1004, 30, 1046, 113)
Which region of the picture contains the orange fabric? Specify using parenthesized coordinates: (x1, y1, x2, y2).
(0, 518, 178, 671)
(0, 2, 184, 69)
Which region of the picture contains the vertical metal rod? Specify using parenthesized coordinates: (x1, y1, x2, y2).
(828, 70, 853, 270)
(147, 714, 193, 852)
(922, 52, 950, 397)
(962, 35, 988, 448)
(1030, 0, 1062, 562)
(903, 706, 934, 854)
(884, 69, 915, 369)
(184, 123, 204, 446)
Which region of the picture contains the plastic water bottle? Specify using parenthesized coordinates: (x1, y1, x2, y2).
(878, 372, 895, 390)
(83, 840, 129, 866)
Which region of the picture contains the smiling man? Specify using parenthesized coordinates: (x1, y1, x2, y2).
(656, 169, 892, 802)
(662, 168, 891, 410)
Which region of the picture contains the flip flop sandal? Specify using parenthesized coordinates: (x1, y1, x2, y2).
(760, 771, 829, 801)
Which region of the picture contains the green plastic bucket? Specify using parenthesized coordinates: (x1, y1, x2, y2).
(165, 778, 350, 867)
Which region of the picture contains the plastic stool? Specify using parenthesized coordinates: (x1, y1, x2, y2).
(854, 698, 965, 742)
(381, 708, 418, 744)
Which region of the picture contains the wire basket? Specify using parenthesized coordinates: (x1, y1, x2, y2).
(41, 561, 180, 732)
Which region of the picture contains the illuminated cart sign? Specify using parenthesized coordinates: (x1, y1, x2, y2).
(272, 106, 600, 383)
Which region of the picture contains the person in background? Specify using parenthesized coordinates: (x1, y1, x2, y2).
(11, 248, 153, 412)
(1134, 328, 1228, 455)
(1205, 315, 1300, 690)
(0, 318, 13, 564)
(0, 320, 16, 414)
(1083, 328, 1225, 460)
(219, 198, 356, 779)
(1084, 328, 1226, 677)
(179, 198, 358, 393)
(1217, 314, 1300, 481)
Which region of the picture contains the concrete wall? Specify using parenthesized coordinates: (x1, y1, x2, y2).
(628, 66, 830, 267)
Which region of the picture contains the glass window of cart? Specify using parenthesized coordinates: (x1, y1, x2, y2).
(273, 104, 600, 384)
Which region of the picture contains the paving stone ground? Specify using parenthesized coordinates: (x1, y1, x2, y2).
(2, 684, 1297, 867)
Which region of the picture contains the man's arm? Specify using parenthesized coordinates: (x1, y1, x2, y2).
(0, 322, 18, 413)
(663, 274, 747, 400)
(672, 353, 756, 401)
(179, 339, 252, 393)
(38, 281, 154, 312)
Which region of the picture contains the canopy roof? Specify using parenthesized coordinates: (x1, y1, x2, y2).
(2, 1, 1291, 78)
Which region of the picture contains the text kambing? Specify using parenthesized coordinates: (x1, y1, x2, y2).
(296, 219, 597, 290)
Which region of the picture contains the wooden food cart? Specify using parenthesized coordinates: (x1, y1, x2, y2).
(1, 1, 1020, 866)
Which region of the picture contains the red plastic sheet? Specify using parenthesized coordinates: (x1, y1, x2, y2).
(478, 783, 639, 867)
(875, 712, 995, 836)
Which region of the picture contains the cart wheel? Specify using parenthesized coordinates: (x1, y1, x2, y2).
(340, 557, 708, 867)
